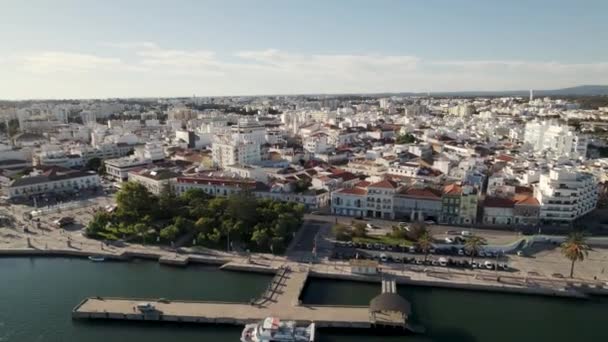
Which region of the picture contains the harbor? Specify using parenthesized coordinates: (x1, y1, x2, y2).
(72, 266, 418, 331)
(2, 256, 608, 342)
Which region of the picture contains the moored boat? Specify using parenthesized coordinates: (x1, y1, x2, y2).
(241, 317, 315, 342)
(88, 256, 106, 262)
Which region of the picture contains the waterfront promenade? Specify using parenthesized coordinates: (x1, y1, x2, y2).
(1, 218, 608, 299)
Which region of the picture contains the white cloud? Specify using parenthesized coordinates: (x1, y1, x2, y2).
(20, 52, 122, 73)
(3, 44, 607, 98)
(99, 41, 159, 49)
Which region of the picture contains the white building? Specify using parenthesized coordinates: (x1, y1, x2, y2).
(331, 187, 368, 217)
(135, 142, 165, 162)
(212, 138, 261, 169)
(533, 167, 598, 223)
(8, 167, 100, 199)
(127, 168, 179, 195)
(104, 157, 151, 181)
(304, 133, 331, 154)
(366, 179, 399, 219)
(173, 174, 257, 197)
(524, 121, 588, 159)
(224, 164, 268, 183)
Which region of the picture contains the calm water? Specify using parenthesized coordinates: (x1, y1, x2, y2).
(0, 257, 606, 342)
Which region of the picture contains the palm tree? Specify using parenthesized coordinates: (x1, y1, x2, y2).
(416, 232, 434, 262)
(464, 235, 487, 264)
(561, 232, 589, 278)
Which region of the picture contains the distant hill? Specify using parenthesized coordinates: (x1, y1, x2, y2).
(421, 85, 608, 97)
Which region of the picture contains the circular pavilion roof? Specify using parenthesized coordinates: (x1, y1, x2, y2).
(369, 293, 412, 315)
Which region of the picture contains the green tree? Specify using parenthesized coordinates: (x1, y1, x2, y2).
(464, 235, 487, 263)
(352, 222, 367, 238)
(332, 224, 351, 241)
(86, 211, 112, 237)
(158, 183, 181, 219)
(85, 157, 102, 172)
(159, 224, 179, 242)
(561, 232, 590, 278)
(226, 193, 258, 226)
(395, 133, 416, 144)
(115, 182, 157, 222)
(407, 222, 428, 241)
(251, 225, 271, 249)
(416, 231, 434, 262)
(294, 178, 311, 193)
(390, 226, 408, 239)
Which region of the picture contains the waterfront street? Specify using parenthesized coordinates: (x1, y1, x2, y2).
(1, 210, 608, 297)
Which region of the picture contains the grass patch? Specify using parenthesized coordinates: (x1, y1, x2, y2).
(352, 234, 414, 246)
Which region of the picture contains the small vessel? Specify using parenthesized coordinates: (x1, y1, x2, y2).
(241, 317, 315, 342)
(88, 255, 106, 262)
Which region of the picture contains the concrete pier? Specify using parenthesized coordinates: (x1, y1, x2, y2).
(73, 266, 377, 328)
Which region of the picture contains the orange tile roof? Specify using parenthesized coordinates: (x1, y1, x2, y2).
(337, 187, 368, 195)
(443, 183, 462, 195)
(400, 187, 442, 200)
(369, 179, 399, 189)
(354, 181, 371, 188)
(513, 194, 540, 206)
(484, 197, 515, 208)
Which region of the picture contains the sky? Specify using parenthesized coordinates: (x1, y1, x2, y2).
(0, 0, 607, 99)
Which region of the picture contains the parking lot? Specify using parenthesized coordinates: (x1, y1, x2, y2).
(331, 240, 512, 272)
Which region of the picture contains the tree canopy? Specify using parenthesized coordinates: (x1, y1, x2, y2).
(395, 133, 416, 144)
(87, 182, 305, 253)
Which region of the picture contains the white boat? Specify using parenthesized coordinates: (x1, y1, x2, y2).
(88, 256, 105, 262)
(241, 317, 315, 342)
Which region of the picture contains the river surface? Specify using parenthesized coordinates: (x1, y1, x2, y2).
(0, 257, 606, 342)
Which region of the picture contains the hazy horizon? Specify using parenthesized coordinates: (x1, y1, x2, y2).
(1, 0, 607, 99)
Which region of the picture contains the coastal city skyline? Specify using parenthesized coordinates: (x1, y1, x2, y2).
(1, 0, 608, 99)
(2, 2, 608, 342)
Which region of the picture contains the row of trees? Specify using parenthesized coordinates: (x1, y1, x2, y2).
(86, 182, 305, 253)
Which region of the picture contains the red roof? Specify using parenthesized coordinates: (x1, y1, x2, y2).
(443, 183, 462, 195)
(515, 186, 533, 194)
(355, 181, 371, 188)
(369, 179, 399, 189)
(484, 197, 515, 208)
(496, 154, 514, 162)
(399, 187, 442, 200)
(336, 187, 368, 195)
(514, 194, 540, 206)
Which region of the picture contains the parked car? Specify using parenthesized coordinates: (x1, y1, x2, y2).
(380, 253, 388, 262)
(461, 230, 472, 237)
(136, 302, 156, 312)
(53, 216, 74, 228)
(438, 257, 448, 267)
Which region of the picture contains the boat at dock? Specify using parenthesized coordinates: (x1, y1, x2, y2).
(88, 256, 106, 262)
(241, 317, 315, 342)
